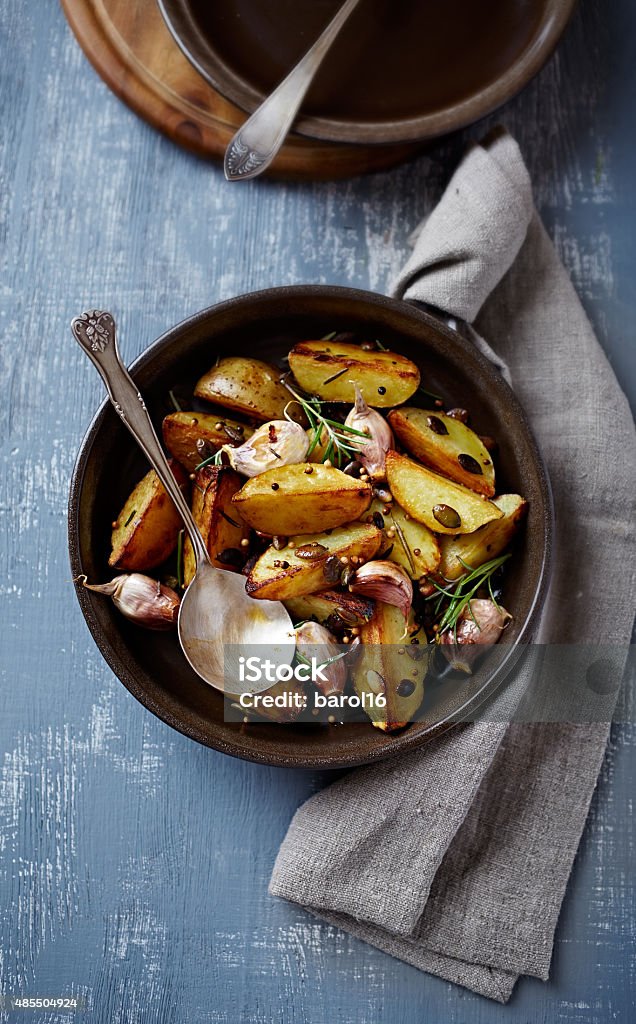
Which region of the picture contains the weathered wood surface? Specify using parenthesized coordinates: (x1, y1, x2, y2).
(0, 0, 634, 1021)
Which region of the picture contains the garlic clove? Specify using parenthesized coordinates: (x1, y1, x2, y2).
(455, 598, 512, 644)
(223, 420, 309, 477)
(349, 560, 412, 620)
(438, 598, 512, 673)
(344, 385, 394, 480)
(82, 573, 180, 630)
(295, 621, 348, 696)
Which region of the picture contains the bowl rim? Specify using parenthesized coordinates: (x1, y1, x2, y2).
(68, 285, 553, 768)
(156, 0, 578, 145)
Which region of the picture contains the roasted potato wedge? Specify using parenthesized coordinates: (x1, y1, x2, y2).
(194, 357, 302, 423)
(439, 494, 528, 580)
(364, 498, 440, 579)
(110, 462, 189, 570)
(284, 591, 376, 629)
(232, 463, 372, 536)
(388, 407, 495, 496)
(288, 340, 420, 407)
(246, 523, 383, 601)
(353, 603, 428, 731)
(183, 465, 250, 585)
(386, 451, 503, 536)
(162, 411, 253, 472)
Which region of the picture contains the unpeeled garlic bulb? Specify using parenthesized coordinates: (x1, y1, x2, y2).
(349, 560, 412, 620)
(345, 385, 394, 480)
(81, 574, 180, 630)
(222, 420, 309, 477)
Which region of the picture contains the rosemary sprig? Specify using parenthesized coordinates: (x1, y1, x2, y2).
(219, 509, 241, 528)
(322, 367, 348, 385)
(424, 553, 511, 639)
(168, 389, 182, 412)
(392, 516, 415, 575)
(282, 381, 369, 468)
(417, 384, 443, 403)
(194, 453, 218, 471)
(176, 529, 185, 590)
(296, 647, 353, 672)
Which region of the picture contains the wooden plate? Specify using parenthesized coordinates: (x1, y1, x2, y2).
(158, 0, 578, 145)
(68, 287, 553, 769)
(60, 0, 421, 178)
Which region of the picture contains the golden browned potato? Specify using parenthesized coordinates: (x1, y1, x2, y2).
(352, 603, 428, 731)
(388, 407, 495, 496)
(162, 411, 253, 472)
(246, 523, 383, 601)
(110, 461, 189, 570)
(385, 451, 503, 536)
(364, 498, 440, 578)
(438, 494, 528, 580)
(284, 590, 375, 628)
(231, 463, 372, 536)
(194, 357, 300, 423)
(183, 465, 250, 585)
(288, 340, 420, 407)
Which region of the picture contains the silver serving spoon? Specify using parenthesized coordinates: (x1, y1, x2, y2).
(224, 0, 363, 182)
(72, 310, 295, 695)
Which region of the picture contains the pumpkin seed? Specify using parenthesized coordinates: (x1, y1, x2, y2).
(334, 606, 368, 627)
(323, 554, 342, 582)
(396, 678, 416, 697)
(295, 542, 329, 560)
(457, 453, 483, 475)
(427, 414, 448, 435)
(222, 422, 244, 444)
(433, 504, 461, 529)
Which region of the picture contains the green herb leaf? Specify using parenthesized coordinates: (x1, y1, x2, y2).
(176, 529, 185, 590)
(424, 553, 511, 638)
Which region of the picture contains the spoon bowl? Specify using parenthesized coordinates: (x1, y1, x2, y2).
(177, 560, 295, 696)
(71, 310, 294, 697)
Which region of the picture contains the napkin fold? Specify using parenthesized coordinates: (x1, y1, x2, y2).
(270, 132, 636, 1001)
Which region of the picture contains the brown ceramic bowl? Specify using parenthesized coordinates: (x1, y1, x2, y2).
(157, 0, 577, 145)
(68, 286, 552, 768)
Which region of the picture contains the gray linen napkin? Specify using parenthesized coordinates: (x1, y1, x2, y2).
(269, 133, 636, 1002)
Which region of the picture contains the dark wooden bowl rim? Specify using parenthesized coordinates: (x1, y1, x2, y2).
(157, 0, 578, 144)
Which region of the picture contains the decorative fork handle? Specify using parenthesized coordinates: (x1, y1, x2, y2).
(71, 310, 210, 567)
(224, 0, 363, 181)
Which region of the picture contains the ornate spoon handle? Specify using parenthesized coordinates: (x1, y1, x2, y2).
(224, 0, 363, 182)
(71, 310, 210, 567)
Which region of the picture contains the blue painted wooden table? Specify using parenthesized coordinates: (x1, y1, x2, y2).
(1, 1, 634, 1020)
